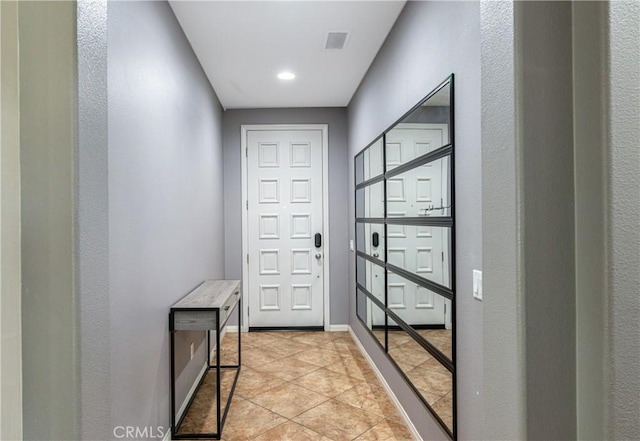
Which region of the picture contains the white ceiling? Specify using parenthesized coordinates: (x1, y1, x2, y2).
(169, 1, 406, 109)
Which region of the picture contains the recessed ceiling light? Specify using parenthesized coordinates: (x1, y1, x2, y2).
(277, 71, 295, 80)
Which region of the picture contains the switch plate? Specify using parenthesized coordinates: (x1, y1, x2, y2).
(473, 270, 483, 301)
(349, 239, 354, 251)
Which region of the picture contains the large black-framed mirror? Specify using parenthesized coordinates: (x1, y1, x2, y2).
(354, 75, 455, 438)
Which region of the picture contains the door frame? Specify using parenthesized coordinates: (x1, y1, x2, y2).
(240, 124, 330, 331)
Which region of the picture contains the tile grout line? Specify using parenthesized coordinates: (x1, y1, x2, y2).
(238, 375, 340, 440)
(220, 332, 413, 441)
(243, 361, 394, 439)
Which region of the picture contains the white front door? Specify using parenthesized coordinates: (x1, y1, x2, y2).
(385, 124, 449, 326)
(245, 127, 325, 328)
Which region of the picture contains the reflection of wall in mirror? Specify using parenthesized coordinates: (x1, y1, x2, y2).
(402, 106, 450, 125)
(363, 139, 384, 180)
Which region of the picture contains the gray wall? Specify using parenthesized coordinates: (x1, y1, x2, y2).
(607, 1, 640, 437)
(481, 1, 640, 439)
(19, 2, 79, 439)
(222, 108, 350, 326)
(482, 2, 578, 439)
(77, 1, 110, 439)
(347, 2, 482, 439)
(573, 3, 607, 438)
(106, 1, 225, 438)
(517, 3, 576, 438)
(479, 2, 525, 439)
(481, 2, 578, 438)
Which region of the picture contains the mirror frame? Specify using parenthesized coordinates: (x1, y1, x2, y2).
(354, 74, 456, 439)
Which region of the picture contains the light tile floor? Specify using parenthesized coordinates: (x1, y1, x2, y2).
(178, 331, 415, 441)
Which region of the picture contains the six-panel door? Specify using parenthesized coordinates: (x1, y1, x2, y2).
(246, 129, 324, 327)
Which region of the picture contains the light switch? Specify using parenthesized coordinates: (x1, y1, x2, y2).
(349, 240, 354, 251)
(473, 270, 483, 301)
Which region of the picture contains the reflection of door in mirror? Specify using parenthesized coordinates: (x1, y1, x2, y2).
(385, 124, 450, 327)
(370, 265, 385, 327)
(386, 124, 450, 217)
(386, 123, 449, 168)
(365, 197, 385, 328)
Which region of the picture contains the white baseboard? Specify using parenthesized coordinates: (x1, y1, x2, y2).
(235, 325, 344, 332)
(209, 326, 234, 361)
(348, 326, 422, 441)
(175, 362, 207, 425)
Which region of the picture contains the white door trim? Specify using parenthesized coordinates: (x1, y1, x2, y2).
(241, 124, 330, 331)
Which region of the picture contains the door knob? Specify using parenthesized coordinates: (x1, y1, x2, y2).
(373, 252, 379, 258)
(315, 253, 322, 259)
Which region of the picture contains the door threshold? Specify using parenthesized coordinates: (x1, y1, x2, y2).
(249, 326, 324, 332)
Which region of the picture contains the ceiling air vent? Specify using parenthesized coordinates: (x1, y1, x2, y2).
(324, 31, 349, 50)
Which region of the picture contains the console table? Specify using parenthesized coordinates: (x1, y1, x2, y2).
(169, 279, 241, 440)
